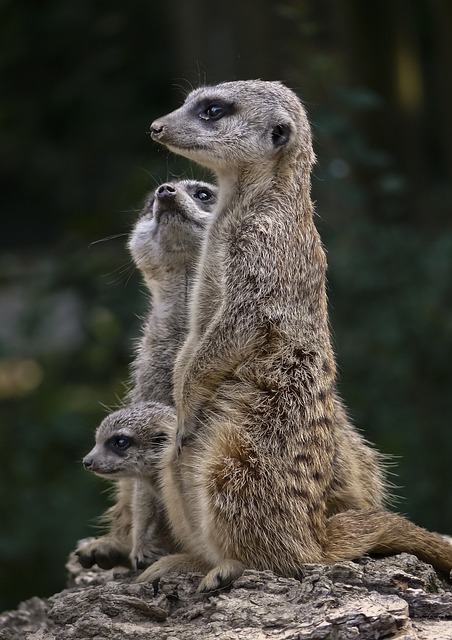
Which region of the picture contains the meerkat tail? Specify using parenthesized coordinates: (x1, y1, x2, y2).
(324, 508, 452, 575)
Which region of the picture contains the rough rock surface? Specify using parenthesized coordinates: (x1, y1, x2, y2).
(1, 542, 452, 639)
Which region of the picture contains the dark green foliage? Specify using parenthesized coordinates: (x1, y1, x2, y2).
(1, 0, 451, 612)
(0, 242, 144, 609)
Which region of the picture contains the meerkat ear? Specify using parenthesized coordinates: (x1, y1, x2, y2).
(271, 123, 291, 147)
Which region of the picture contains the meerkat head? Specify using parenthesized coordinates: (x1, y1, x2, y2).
(128, 179, 217, 282)
(150, 80, 314, 175)
(82, 402, 176, 482)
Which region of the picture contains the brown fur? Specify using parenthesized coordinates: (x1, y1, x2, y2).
(136, 80, 452, 590)
(328, 393, 388, 515)
(77, 180, 216, 570)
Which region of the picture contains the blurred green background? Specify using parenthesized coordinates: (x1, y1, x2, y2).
(1, 0, 451, 611)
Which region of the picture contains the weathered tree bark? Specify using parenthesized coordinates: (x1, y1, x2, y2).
(1, 540, 452, 639)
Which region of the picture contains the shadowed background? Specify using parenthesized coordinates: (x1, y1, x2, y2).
(1, 0, 451, 611)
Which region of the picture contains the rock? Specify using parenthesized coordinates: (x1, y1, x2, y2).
(1, 549, 452, 639)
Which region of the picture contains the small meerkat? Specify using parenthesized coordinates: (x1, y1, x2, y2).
(76, 179, 217, 571)
(127, 179, 218, 405)
(136, 80, 452, 591)
(82, 402, 177, 568)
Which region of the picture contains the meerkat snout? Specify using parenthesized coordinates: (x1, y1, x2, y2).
(150, 121, 164, 138)
(82, 450, 99, 471)
(156, 184, 177, 199)
(82, 455, 93, 469)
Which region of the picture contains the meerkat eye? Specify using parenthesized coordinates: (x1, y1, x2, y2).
(109, 435, 132, 452)
(199, 104, 224, 121)
(197, 100, 233, 122)
(193, 188, 213, 202)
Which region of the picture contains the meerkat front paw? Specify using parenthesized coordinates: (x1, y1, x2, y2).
(76, 537, 131, 570)
(197, 559, 246, 593)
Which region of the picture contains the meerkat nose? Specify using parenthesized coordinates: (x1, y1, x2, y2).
(156, 184, 177, 200)
(82, 455, 93, 469)
(150, 121, 164, 137)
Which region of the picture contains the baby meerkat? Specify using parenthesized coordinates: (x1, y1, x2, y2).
(76, 179, 217, 571)
(136, 80, 452, 591)
(82, 402, 177, 568)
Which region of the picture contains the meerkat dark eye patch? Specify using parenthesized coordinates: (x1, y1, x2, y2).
(195, 99, 235, 122)
(108, 435, 133, 453)
(271, 124, 291, 147)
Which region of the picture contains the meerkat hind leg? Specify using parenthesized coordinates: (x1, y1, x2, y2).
(197, 559, 247, 593)
(135, 552, 212, 585)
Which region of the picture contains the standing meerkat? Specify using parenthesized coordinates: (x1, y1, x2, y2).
(76, 179, 217, 570)
(136, 80, 452, 591)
